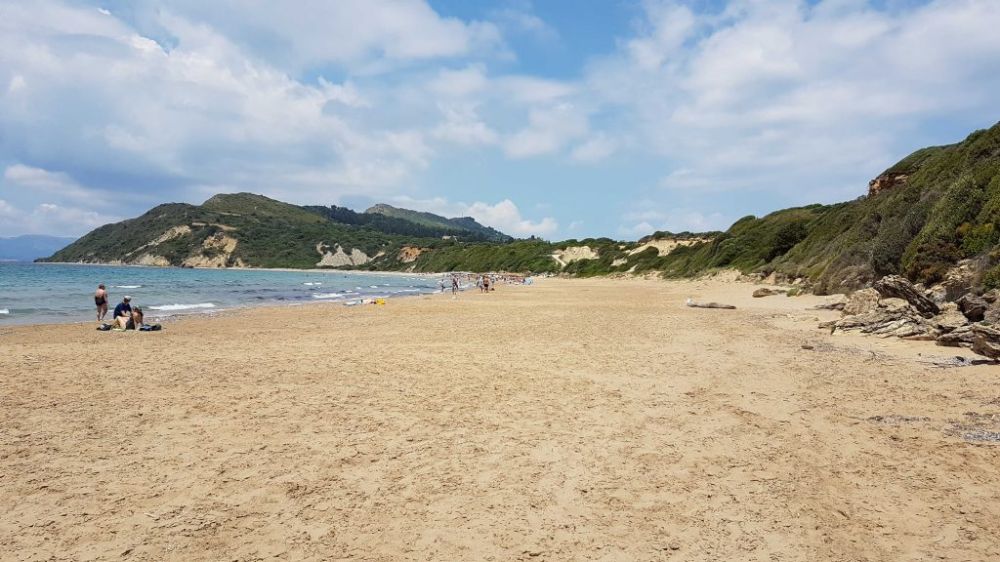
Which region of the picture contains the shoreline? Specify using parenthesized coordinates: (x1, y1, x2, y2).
(0, 262, 463, 327)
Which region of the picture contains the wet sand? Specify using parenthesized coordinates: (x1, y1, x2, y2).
(1, 277, 998, 561)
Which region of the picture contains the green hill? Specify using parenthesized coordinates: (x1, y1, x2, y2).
(38, 122, 1000, 286)
(649, 122, 1000, 293)
(365, 204, 511, 242)
(40, 193, 509, 269)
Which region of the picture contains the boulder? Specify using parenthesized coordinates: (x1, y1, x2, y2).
(931, 306, 969, 333)
(936, 325, 976, 348)
(971, 325, 1000, 359)
(873, 275, 940, 318)
(957, 294, 988, 322)
(880, 298, 912, 313)
(753, 287, 785, 298)
(843, 288, 880, 316)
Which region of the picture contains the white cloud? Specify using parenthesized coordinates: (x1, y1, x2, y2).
(147, 0, 505, 70)
(431, 104, 499, 146)
(618, 207, 728, 239)
(387, 196, 558, 238)
(504, 103, 589, 158)
(587, 0, 1000, 209)
(571, 134, 617, 163)
(0, 199, 120, 237)
(466, 199, 558, 237)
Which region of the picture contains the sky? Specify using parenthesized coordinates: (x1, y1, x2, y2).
(1, 0, 998, 240)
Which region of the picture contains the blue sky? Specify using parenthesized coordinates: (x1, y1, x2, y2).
(1, 0, 998, 239)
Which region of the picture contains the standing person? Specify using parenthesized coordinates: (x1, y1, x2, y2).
(483, 275, 490, 293)
(112, 296, 132, 327)
(451, 275, 459, 297)
(94, 284, 109, 322)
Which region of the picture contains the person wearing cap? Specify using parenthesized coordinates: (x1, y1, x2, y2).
(112, 296, 133, 328)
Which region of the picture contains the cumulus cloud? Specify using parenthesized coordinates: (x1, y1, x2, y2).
(618, 207, 728, 238)
(387, 196, 558, 238)
(0, 199, 120, 237)
(2, 0, 1000, 241)
(504, 103, 589, 158)
(582, 0, 1000, 228)
(465, 199, 559, 237)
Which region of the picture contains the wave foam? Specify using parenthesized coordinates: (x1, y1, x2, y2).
(312, 293, 346, 299)
(115, 285, 142, 289)
(148, 303, 216, 311)
(303, 282, 322, 286)
(0, 308, 8, 315)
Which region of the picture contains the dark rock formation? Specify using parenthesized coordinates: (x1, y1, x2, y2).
(873, 275, 940, 317)
(957, 294, 988, 322)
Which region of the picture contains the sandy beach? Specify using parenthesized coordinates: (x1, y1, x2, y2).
(1, 277, 998, 561)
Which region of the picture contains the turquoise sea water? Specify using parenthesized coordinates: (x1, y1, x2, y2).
(0, 262, 447, 325)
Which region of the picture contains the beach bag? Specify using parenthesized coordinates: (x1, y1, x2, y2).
(139, 324, 162, 331)
(96, 323, 113, 331)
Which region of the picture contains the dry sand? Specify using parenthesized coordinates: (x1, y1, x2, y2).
(1, 278, 998, 561)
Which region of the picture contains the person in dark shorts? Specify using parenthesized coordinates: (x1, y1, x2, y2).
(112, 296, 132, 328)
(94, 284, 108, 321)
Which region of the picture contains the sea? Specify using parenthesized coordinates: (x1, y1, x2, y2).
(0, 262, 450, 325)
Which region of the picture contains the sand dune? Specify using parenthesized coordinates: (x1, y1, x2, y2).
(1, 278, 998, 561)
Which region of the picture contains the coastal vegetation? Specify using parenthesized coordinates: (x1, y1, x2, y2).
(42, 122, 1000, 293)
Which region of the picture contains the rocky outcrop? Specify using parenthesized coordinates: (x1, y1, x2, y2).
(868, 172, 908, 197)
(936, 260, 977, 301)
(397, 246, 425, 264)
(829, 306, 936, 338)
(958, 294, 988, 322)
(182, 233, 239, 268)
(971, 325, 1000, 359)
(315, 244, 371, 267)
(132, 253, 171, 267)
(937, 325, 976, 348)
(873, 275, 940, 317)
(843, 288, 880, 315)
(753, 287, 786, 298)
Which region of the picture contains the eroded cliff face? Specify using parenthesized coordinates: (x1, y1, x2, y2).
(182, 232, 241, 268)
(315, 243, 371, 267)
(397, 246, 425, 263)
(868, 173, 909, 197)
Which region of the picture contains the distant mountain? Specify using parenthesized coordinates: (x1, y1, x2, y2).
(365, 204, 511, 242)
(0, 235, 76, 261)
(304, 204, 512, 242)
(40, 193, 513, 269)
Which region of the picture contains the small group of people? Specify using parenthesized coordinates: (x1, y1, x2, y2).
(95, 284, 144, 330)
(477, 274, 493, 293)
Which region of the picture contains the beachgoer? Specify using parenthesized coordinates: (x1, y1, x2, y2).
(483, 275, 490, 292)
(451, 276, 459, 296)
(112, 296, 132, 327)
(94, 284, 108, 321)
(126, 306, 144, 330)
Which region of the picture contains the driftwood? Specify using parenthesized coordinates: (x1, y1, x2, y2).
(686, 299, 736, 310)
(831, 309, 935, 338)
(873, 275, 940, 318)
